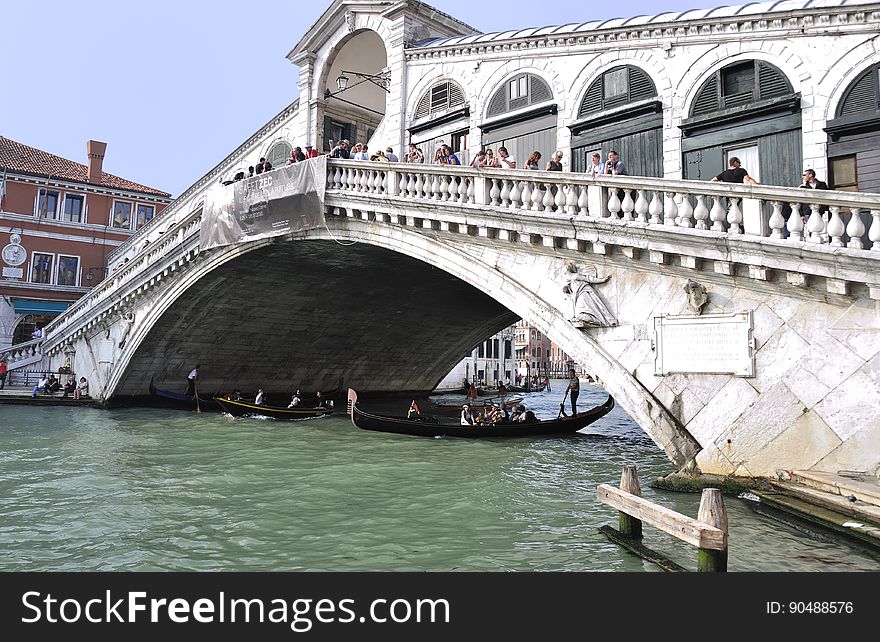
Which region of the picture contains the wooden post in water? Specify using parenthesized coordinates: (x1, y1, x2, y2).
(697, 488, 728, 572)
(618, 465, 643, 540)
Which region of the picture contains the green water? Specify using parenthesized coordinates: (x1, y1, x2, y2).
(1, 384, 877, 571)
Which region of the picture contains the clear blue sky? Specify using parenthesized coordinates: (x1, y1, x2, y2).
(2, 0, 729, 197)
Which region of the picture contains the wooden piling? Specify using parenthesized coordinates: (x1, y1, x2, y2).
(697, 488, 729, 572)
(619, 465, 643, 540)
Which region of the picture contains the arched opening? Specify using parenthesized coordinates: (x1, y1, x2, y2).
(569, 65, 661, 176)
(408, 79, 469, 165)
(320, 30, 388, 153)
(825, 62, 880, 193)
(480, 73, 556, 167)
(680, 60, 801, 187)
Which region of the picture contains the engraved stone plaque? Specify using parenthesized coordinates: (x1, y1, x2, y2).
(654, 311, 755, 377)
(2, 267, 23, 278)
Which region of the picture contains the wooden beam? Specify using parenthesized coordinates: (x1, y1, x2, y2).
(597, 484, 728, 551)
(599, 526, 688, 573)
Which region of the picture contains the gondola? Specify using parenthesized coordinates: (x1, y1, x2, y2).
(149, 378, 219, 410)
(348, 388, 614, 438)
(214, 396, 333, 420)
(507, 383, 547, 393)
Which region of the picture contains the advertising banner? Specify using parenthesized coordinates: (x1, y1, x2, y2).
(200, 155, 327, 250)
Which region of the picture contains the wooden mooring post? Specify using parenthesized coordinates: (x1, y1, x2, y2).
(597, 466, 729, 572)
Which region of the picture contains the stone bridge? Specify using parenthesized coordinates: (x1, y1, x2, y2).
(23, 159, 880, 479)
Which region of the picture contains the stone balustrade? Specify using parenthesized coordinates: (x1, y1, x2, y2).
(327, 161, 880, 251)
(2, 337, 42, 370)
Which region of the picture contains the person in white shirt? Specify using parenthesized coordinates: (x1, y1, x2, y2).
(255, 389, 264, 405)
(460, 404, 474, 426)
(32, 375, 49, 397)
(587, 152, 603, 175)
(288, 390, 302, 408)
(498, 146, 517, 169)
(354, 145, 370, 161)
(186, 365, 200, 396)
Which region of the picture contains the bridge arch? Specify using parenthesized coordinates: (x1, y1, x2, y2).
(105, 221, 699, 470)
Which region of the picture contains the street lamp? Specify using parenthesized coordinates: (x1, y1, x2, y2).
(323, 69, 390, 117)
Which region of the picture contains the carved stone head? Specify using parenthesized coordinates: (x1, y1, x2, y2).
(684, 279, 708, 315)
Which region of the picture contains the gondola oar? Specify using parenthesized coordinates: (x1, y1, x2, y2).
(557, 387, 570, 419)
(194, 381, 201, 414)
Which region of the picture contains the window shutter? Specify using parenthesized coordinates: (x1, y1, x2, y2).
(629, 67, 655, 101)
(487, 86, 507, 117)
(757, 62, 791, 100)
(840, 68, 877, 116)
(578, 79, 604, 117)
(529, 76, 552, 104)
(415, 92, 431, 119)
(692, 76, 719, 116)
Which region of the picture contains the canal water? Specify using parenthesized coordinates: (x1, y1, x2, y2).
(1, 382, 877, 572)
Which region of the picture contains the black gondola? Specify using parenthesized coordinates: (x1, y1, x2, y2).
(214, 396, 333, 420)
(347, 389, 613, 438)
(149, 378, 219, 410)
(507, 383, 547, 393)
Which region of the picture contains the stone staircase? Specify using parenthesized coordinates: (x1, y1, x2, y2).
(755, 470, 880, 549)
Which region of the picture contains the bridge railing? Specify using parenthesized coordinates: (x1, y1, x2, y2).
(326, 160, 880, 250)
(1, 337, 44, 373)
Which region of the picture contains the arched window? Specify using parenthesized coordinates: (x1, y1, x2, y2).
(691, 60, 793, 117)
(266, 140, 292, 168)
(579, 66, 656, 117)
(837, 63, 880, 117)
(414, 80, 466, 120)
(486, 73, 553, 118)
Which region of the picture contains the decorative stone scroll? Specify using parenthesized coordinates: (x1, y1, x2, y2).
(654, 311, 755, 377)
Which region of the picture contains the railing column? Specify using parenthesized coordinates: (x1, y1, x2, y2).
(619, 465, 642, 540)
(697, 489, 728, 572)
(386, 169, 399, 196)
(473, 175, 491, 206)
(588, 184, 607, 219)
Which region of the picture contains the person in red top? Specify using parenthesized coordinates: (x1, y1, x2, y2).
(306, 145, 319, 158)
(0, 355, 8, 390)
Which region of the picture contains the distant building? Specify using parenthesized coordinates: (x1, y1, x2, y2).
(0, 137, 171, 348)
(549, 342, 575, 378)
(514, 320, 551, 382)
(435, 324, 516, 389)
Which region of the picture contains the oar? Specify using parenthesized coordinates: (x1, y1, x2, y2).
(194, 381, 201, 414)
(557, 387, 570, 419)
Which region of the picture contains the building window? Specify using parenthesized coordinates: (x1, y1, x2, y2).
(266, 141, 292, 168)
(57, 255, 79, 286)
(136, 204, 155, 229)
(112, 201, 132, 229)
(37, 189, 60, 219)
(31, 253, 54, 284)
(830, 156, 858, 191)
(62, 194, 85, 223)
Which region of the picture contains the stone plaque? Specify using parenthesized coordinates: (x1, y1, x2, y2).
(2, 267, 23, 278)
(654, 311, 755, 377)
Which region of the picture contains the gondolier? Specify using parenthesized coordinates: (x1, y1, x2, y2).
(186, 365, 200, 396)
(567, 368, 579, 415)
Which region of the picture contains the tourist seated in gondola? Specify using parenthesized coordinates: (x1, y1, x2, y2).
(255, 388, 265, 405)
(314, 390, 329, 408)
(517, 409, 538, 423)
(288, 390, 302, 408)
(460, 404, 474, 426)
(407, 400, 421, 419)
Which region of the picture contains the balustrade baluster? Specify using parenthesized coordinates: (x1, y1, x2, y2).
(648, 191, 662, 225)
(531, 182, 544, 212)
(399, 172, 408, 195)
(334, 166, 343, 189)
(768, 201, 786, 239)
(522, 181, 532, 211)
(414, 174, 424, 198)
(608, 190, 621, 219)
(565, 185, 578, 215)
(869, 209, 880, 250)
(634, 190, 648, 223)
(827, 206, 845, 246)
(466, 177, 475, 204)
(429, 174, 439, 200)
(677, 193, 693, 227)
(360, 169, 370, 192)
(787, 203, 804, 241)
(806, 203, 824, 243)
(693, 194, 708, 229)
(500, 180, 511, 207)
(727, 198, 743, 234)
(439, 175, 450, 201)
(490, 179, 501, 206)
(555, 184, 566, 212)
(578, 185, 589, 217)
(846, 208, 865, 249)
(543, 185, 556, 212)
(709, 196, 726, 231)
(620, 190, 635, 221)
(663, 192, 678, 226)
(510, 180, 522, 209)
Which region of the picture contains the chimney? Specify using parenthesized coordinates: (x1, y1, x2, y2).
(86, 140, 107, 184)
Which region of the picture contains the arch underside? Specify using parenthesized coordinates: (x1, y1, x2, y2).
(115, 241, 518, 398)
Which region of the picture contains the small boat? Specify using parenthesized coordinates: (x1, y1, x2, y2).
(214, 396, 333, 420)
(348, 388, 614, 438)
(149, 378, 219, 410)
(507, 383, 547, 393)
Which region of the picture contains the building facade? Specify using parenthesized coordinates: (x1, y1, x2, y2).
(0, 137, 170, 349)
